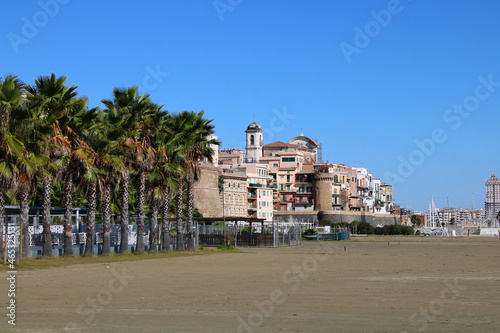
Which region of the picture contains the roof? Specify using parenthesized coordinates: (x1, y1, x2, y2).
(263, 141, 298, 149)
(246, 122, 262, 131)
(288, 135, 319, 147)
(486, 173, 500, 185)
(295, 170, 314, 174)
(259, 156, 280, 161)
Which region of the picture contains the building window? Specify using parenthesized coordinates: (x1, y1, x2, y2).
(282, 157, 296, 162)
(250, 135, 254, 145)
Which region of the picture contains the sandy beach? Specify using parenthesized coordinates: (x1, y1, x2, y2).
(1, 236, 499, 332)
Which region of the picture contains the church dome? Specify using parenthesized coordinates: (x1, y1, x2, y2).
(246, 122, 262, 131)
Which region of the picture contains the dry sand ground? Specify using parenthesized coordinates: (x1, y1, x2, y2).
(1, 236, 499, 333)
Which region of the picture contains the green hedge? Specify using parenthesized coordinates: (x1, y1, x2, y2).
(321, 222, 415, 236)
(373, 224, 414, 235)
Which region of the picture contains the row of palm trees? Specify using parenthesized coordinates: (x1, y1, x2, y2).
(0, 73, 219, 257)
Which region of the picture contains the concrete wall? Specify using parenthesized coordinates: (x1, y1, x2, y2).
(274, 210, 400, 227)
(479, 228, 500, 236)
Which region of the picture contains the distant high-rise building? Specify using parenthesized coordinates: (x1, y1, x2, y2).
(485, 173, 500, 222)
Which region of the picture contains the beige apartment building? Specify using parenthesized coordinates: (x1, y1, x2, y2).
(220, 171, 248, 217)
(232, 164, 274, 221)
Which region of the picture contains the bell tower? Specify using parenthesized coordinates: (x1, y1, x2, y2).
(245, 122, 263, 162)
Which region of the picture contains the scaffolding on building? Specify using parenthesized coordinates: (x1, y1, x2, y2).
(317, 141, 323, 163)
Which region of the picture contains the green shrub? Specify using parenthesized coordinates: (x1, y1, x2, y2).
(331, 222, 349, 228)
(373, 225, 415, 235)
(217, 244, 235, 251)
(349, 221, 374, 234)
(302, 228, 317, 235)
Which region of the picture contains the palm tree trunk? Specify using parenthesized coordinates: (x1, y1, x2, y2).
(161, 188, 171, 251)
(119, 171, 129, 253)
(84, 181, 97, 255)
(135, 171, 146, 253)
(0, 186, 5, 255)
(63, 171, 74, 255)
(149, 201, 158, 252)
(101, 182, 111, 255)
(186, 179, 195, 251)
(42, 174, 53, 256)
(19, 187, 30, 258)
(175, 180, 184, 251)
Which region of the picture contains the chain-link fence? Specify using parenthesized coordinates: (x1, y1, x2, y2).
(196, 222, 302, 248)
(2, 214, 304, 258)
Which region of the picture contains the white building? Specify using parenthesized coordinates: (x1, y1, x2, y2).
(245, 122, 263, 163)
(232, 163, 274, 222)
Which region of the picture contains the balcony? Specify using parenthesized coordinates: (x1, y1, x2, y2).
(249, 183, 263, 188)
(247, 205, 257, 211)
(294, 198, 313, 205)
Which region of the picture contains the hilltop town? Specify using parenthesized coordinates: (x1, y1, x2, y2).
(194, 122, 500, 231)
(194, 122, 397, 226)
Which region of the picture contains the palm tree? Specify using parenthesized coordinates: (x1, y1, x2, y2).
(130, 101, 161, 254)
(59, 97, 95, 255)
(410, 214, 422, 227)
(91, 109, 124, 255)
(80, 164, 99, 255)
(75, 107, 102, 256)
(173, 111, 219, 251)
(160, 175, 179, 251)
(147, 113, 183, 252)
(0, 75, 26, 254)
(10, 103, 51, 257)
(101, 87, 152, 253)
(159, 148, 183, 252)
(25, 73, 75, 256)
(174, 178, 185, 251)
(146, 174, 161, 252)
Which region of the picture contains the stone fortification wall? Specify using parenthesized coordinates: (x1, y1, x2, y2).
(313, 173, 333, 211)
(274, 211, 400, 227)
(193, 164, 223, 217)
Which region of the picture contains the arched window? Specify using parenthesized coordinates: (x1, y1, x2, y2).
(250, 135, 254, 145)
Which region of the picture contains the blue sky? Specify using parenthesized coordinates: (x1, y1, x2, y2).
(2, 0, 500, 212)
